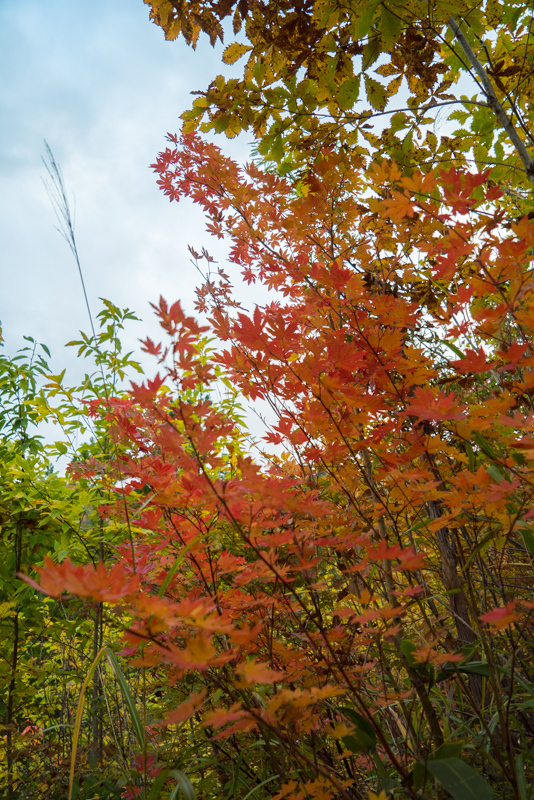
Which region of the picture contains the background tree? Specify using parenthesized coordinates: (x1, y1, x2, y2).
(145, 0, 534, 201)
(0, 305, 152, 799)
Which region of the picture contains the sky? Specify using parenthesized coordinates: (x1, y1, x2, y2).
(0, 0, 251, 382)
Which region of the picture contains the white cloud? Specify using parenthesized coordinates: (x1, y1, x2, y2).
(0, 0, 252, 377)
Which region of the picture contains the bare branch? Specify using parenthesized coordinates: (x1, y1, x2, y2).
(449, 16, 534, 183)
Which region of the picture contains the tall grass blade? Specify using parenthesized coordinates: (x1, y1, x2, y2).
(241, 775, 279, 800)
(69, 646, 145, 800)
(168, 769, 196, 800)
(104, 648, 145, 750)
(148, 770, 170, 800)
(158, 537, 199, 597)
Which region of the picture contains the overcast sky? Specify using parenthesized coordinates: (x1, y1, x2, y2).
(1, 0, 251, 381)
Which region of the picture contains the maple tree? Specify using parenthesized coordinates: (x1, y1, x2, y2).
(24, 133, 534, 799)
(0, 307, 159, 800)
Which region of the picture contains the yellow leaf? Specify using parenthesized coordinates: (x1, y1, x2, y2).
(386, 74, 403, 98)
(222, 42, 252, 65)
(0, 601, 15, 618)
(165, 19, 181, 41)
(486, 0, 503, 27)
(330, 721, 355, 739)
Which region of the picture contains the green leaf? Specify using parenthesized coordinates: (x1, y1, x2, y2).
(149, 771, 170, 800)
(426, 758, 495, 800)
(337, 706, 377, 753)
(472, 432, 500, 463)
(433, 741, 465, 760)
(440, 338, 465, 359)
(390, 111, 408, 132)
(104, 649, 145, 749)
(337, 75, 361, 110)
(411, 743, 464, 792)
(436, 661, 490, 682)
(380, 4, 403, 49)
(241, 776, 278, 800)
(362, 35, 381, 69)
(400, 638, 416, 665)
(486, 464, 505, 484)
(364, 75, 388, 111)
(521, 529, 534, 557)
(516, 754, 528, 800)
(401, 129, 414, 154)
(504, 4, 522, 27)
(459, 661, 490, 677)
(342, 732, 374, 754)
(410, 761, 427, 792)
(355, 2, 381, 38)
(456, 641, 480, 661)
(465, 440, 476, 473)
(373, 751, 398, 792)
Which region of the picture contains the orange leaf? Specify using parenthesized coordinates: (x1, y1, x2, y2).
(480, 602, 520, 630)
(450, 347, 492, 374)
(19, 557, 140, 602)
(165, 634, 233, 670)
(404, 386, 466, 422)
(160, 689, 207, 726)
(202, 702, 248, 730)
(236, 659, 285, 687)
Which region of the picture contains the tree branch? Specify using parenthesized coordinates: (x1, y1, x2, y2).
(448, 15, 534, 183)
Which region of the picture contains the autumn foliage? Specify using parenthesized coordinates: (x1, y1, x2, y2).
(3, 0, 534, 797)
(21, 130, 534, 799)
